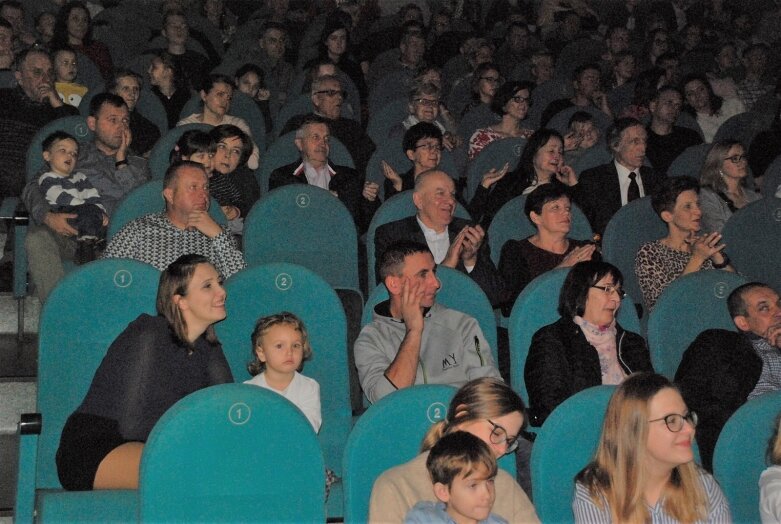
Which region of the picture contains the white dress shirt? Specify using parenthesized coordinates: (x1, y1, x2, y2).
(615, 160, 646, 206)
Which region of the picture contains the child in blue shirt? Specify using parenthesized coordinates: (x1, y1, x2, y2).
(405, 431, 509, 524)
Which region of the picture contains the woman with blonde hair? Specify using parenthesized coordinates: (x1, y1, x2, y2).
(369, 377, 539, 523)
(698, 140, 760, 233)
(760, 412, 781, 523)
(573, 373, 732, 523)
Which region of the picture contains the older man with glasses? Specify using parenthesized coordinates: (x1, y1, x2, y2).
(281, 74, 375, 173)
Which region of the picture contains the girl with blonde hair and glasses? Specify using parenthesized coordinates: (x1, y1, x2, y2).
(369, 377, 539, 523)
(698, 140, 760, 233)
(574, 373, 732, 523)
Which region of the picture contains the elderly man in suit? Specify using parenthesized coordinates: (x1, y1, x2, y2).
(573, 117, 666, 235)
(374, 169, 504, 306)
(270, 114, 379, 233)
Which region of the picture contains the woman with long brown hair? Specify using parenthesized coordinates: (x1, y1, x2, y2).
(56, 254, 233, 491)
(574, 373, 732, 523)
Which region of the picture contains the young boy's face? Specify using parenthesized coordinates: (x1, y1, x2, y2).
(435, 466, 497, 524)
(54, 50, 78, 82)
(43, 138, 79, 176)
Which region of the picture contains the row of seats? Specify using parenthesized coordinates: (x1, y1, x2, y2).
(14, 254, 772, 521)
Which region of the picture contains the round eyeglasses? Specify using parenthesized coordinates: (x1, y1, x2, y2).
(487, 419, 519, 453)
(648, 411, 698, 432)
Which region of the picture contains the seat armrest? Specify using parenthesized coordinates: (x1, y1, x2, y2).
(15, 412, 42, 522)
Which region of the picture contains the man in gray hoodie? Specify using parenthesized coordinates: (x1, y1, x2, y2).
(355, 240, 501, 403)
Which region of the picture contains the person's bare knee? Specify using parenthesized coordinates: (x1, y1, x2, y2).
(93, 442, 144, 490)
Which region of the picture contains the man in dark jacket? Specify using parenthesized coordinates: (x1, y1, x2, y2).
(374, 170, 505, 307)
(270, 114, 379, 234)
(676, 282, 781, 471)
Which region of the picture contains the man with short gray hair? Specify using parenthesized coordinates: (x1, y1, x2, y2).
(270, 114, 379, 233)
(281, 74, 375, 172)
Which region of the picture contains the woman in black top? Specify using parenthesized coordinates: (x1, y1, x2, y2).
(56, 254, 233, 490)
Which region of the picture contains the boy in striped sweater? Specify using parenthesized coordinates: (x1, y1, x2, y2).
(38, 131, 108, 263)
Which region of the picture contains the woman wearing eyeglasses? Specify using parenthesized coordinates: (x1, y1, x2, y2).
(635, 176, 734, 311)
(573, 372, 732, 523)
(468, 81, 536, 161)
(368, 377, 540, 523)
(698, 141, 760, 233)
(526, 261, 653, 427)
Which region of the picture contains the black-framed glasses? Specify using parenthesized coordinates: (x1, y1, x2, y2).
(724, 154, 747, 164)
(414, 142, 443, 152)
(649, 411, 698, 432)
(511, 95, 531, 104)
(314, 89, 344, 98)
(414, 98, 440, 107)
(487, 419, 519, 453)
(591, 284, 626, 299)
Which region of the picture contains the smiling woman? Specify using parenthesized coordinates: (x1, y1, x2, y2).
(574, 373, 732, 523)
(56, 254, 233, 491)
(498, 184, 598, 316)
(525, 261, 653, 427)
(635, 176, 734, 311)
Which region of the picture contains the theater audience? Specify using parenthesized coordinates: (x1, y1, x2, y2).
(498, 184, 598, 316)
(374, 170, 505, 306)
(177, 73, 259, 170)
(573, 373, 731, 522)
(3, 2, 781, 514)
(636, 176, 734, 311)
(56, 254, 233, 490)
(0, 48, 79, 200)
(50, 1, 113, 81)
(698, 140, 760, 233)
(470, 129, 577, 229)
(23, 93, 148, 302)
(526, 261, 652, 427)
(369, 377, 538, 522)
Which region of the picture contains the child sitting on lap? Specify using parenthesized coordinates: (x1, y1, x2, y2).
(405, 431, 509, 524)
(39, 131, 107, 264)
